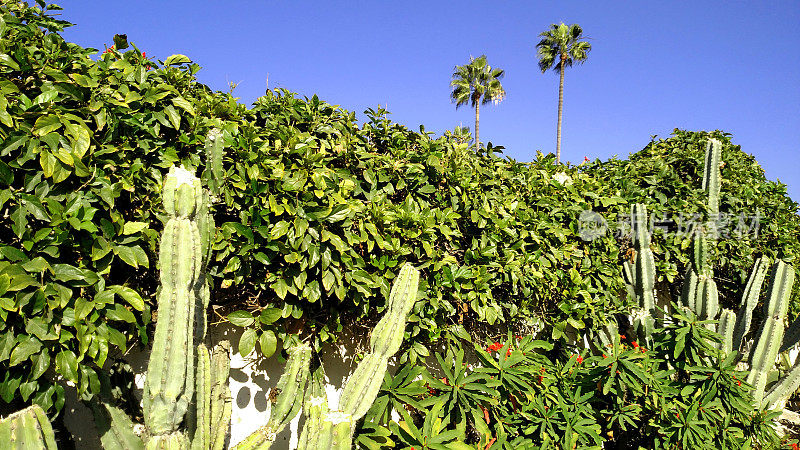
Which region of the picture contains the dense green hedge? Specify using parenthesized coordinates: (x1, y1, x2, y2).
(1, 0, 799, 424)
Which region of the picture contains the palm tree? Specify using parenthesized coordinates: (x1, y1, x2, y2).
(450, 55, 506, 149)
(536, 22, 591, 162)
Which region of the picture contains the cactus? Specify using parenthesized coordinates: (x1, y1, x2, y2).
(626, 204, 657, 343)
(86, 164, 232, 450)
(733, 257, 769, 352)
(203, 128, 225, 196)
(297, 368, 328, 450)
(232, 343, 312, 449)
(296, 263, 420, 450)
(617, 138, 800, 412)
(143, 166, 205, 441)
(717, 308, 736, 355)
(0, 404, 58, 450)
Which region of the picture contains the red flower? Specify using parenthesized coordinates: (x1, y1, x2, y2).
(576, 355, 584, 364)
(603, 354, 608, 359)
(506, 347, 513, 357)
(487, 342, 503, 352)
(538, 375, 544, 384)
(676, 412, 680, 418)
(516, 335, 522, 340)
(583, 156, 590, 162)
(791, 443, 798, 450)
(632, 341, 639, 348)
(620, 334, 626, 340)
(737, 381, 742, 386)
(142, 51, 146, 57)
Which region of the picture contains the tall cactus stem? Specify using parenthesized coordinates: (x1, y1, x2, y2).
(209, 342, 231, 450)
(143, 166, 205, 437)
(702, 139, 721, 215)
(0, 404, 58, 450)
(718, 308, 736, 355)
(232, 343, 312, 449)
(733, 257, 769, 352)
(203, 128, 224, 196)
(747, 317, 785, 406)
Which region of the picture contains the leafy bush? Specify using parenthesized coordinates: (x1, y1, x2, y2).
(2, 3, 799, 438)
(359, 314, 784, 449)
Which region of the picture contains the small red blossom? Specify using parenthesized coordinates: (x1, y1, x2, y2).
(506, 347, 513, 357)
(516, 335, 522, 340)
(737, 381, 742, 386)
(791, 443, 798, 450)
(676, 412, 680, 419)
(576, 355, 584, 364)
(583, 156, 590, 162)
(631, 341, 639, 348)
(620, 334, 626, 340)
(538, 375, 544, 384)
(603, 354, 608, 359)
(487, 342, 503, 352)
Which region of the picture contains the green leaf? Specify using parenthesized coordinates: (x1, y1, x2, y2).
(259, 308, 282, 325)
(164, 104, 180, 130)
(171, 96, 195, 116)
(112, 34, 129, 50)
(32, 115, 62, 136)
(164, 54, 192, 66)
(105, 304, 136, 323)
(122, 221, 149, 235)
(111, 285, 145, 311)
(10, 336, 41, 366)
(238, 329, 257, 357)
(258, 330, 277, 357)
(56, 350, 79, 383)
(227, 310, 255, 327)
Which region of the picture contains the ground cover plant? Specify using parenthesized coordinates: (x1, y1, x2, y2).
(1, 0, 800, 448)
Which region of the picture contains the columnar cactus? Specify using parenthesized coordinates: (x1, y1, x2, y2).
(620, 138, 800, 412)
(680, 139, 722, 322)
(298, 263, 420, 450)
(190, 342, 231, 450)
(142, 166, 206, 444)
(91, 165, 231, 450)
(625, 203, 656, 342)
(0, 404, 57, 450)
(233, 343, 312, 449)
(203, 128, 225, 196)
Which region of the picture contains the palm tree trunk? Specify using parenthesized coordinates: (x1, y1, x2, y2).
(556, 55, 566, 162)
(474, 101, 480, 149)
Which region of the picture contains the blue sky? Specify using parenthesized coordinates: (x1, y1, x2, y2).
(59, 1, 800, 203)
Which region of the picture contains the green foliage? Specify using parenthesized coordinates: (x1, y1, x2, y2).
(0, 0, 242, 414)
(590, 130, 800, 319)
(358, 320, 781, 449)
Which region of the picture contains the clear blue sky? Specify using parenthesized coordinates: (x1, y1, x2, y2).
(58, 1, 800, 204)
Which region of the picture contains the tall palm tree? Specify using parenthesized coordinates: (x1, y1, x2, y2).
(450, 55, 506, 149)
(536, 23, 591, 162)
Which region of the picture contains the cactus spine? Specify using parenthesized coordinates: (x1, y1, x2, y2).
(0, 404, 58, 450)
